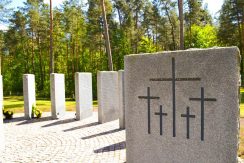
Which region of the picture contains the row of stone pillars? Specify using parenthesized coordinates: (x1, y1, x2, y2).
(23, 71, 125, 126)
(0, 71, 125, 151)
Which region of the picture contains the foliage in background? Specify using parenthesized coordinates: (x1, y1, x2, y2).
(1, 0, 244, 98)
(217, 0, 244, 83)
(185, 24, 218, 48)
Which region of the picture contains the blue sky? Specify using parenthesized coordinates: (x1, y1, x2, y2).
(0, 0, 224, 30)
(7, 0, 65, 10)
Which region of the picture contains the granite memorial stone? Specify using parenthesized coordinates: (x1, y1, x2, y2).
(97, 71, 119, 123)
(125, 47, 240, 163)
(50, 73, 65, 119)
(119, 70, 125, 129)
(23, 74, 36, 119)
(75, 72, 93, 120)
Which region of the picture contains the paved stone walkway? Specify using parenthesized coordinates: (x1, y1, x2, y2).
(0, 112, 126, 163)
(1, 112, 244, 163)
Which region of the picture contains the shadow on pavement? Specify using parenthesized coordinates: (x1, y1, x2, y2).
(41, 118, 76, 127)
(4, 117, 26, 123)
(82, 128, 123, 140)
(63, 122, 100, 132)
(94, 141, 126, 153)
(17, 116, 53, 125)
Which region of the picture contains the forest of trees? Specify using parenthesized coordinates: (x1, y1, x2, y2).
(0, 0, 243, 99)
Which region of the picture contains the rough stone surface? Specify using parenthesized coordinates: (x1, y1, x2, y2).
(125, 47, 240, 163)
(118, 70, 125, 129)
(0, 112, 126, 162)
(75, 72, 93, 120)
(23, 74, 36, 119)
(0, 75, 4, 151)
(97, 71, 119, 123)
(50, 73, 65, 119)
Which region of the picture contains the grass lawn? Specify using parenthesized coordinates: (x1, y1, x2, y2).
(3, 96, 97, 113)
(239, 127, 244, 158)
(240, 88, 244, 118)
(241, 104, 244, 118)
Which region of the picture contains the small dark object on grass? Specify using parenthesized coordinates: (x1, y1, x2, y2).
(32, 104, 42, 119)
(3, 109, 13, 119)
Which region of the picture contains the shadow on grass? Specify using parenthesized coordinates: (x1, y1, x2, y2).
(94, 141, 126, 153)
(36, 103, 50, 106)
(82, 128, 123, 140)
(63, 122, 100, 132)
(241, 92, 244, 103)
(17, 116, 53, 125)
(4, 117, 26, 123)
(4, 96, 23, 101)
(41, 118, 76, 127)
(4, 104, 23, 109)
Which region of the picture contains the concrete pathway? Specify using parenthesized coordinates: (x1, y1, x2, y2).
(0, 112, 126, 163)
(1, 112, 243, 163)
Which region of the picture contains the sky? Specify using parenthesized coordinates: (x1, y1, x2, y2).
(0, 0, 224, 30)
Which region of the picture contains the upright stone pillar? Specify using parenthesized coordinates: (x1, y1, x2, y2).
(50, 73, 65, 119)
(0, 75, 4, 151)
(118, 70, 125, 129)
(97, 71, 119, 123)
(23, 74, 36, 119)
(75, 72, 93, 120)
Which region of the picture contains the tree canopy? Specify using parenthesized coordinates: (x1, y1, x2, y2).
(0, 0, 243, 98)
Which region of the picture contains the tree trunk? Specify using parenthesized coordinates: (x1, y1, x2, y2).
(165, 4, 176, 50)
(236, 0, 244, 85)
(135, 11, 139, 53)
(155, 17, 158, 51)
(100, 0, 113, 71)
(71, 36, 75, 76)
(116, 6, 122, 27)
(178, 0, 184, 50)
(31, 29, 35, 74)
(0, 54, 2, 75)
(37, 33, 44, 90)
(66, 42, 70, 82)
(49, 0, 54, 73)
(242, 6, 244, 85)
(100, 33, 103, 70)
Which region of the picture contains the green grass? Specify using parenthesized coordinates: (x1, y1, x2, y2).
(225, 87, 244, 158)
(241, 104, 244, 118)
(239, 127, 244, 158)
(3, 96, 97, 113)
(240, 87, 244, 118)
(241, 87, 244, 93)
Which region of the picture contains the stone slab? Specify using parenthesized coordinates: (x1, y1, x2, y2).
(50, 73, 65, 119)
(75, 72, 93, 120)
(97, 71, 119, 123)
(118, 70, 125, 129)
(0, 75, 4, 151)
(125, 47, 240, 163)
(23, 74, 36, 119)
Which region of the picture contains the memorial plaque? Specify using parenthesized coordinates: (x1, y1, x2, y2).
(125, 47, 240, 163)
(23, 74, 36, 119)
(50, 73, 65, 119)
(75, 72, 93, 120)
(97, 71, 119, 123)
